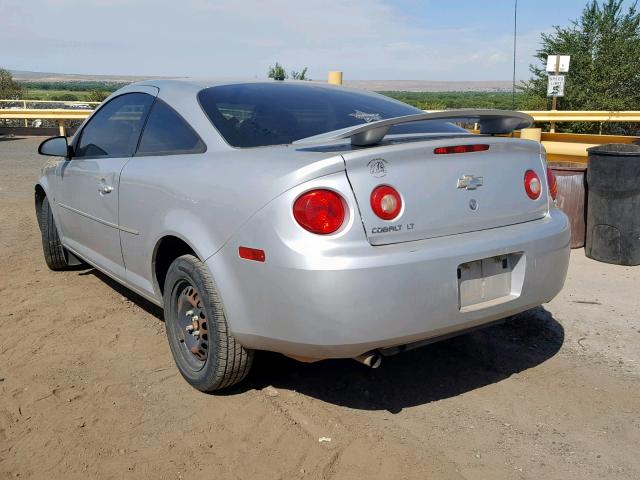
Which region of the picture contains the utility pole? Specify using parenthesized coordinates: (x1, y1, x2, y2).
(512, 0, 518, 110)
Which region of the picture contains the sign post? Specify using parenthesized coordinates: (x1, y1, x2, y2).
(546, 55, 570, 133)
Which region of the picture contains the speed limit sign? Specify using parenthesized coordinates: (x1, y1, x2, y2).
(547, 75, 565, 97)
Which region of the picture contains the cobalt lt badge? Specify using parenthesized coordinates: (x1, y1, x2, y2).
(368, 158, 388, 178)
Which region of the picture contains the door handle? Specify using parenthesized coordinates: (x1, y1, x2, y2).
(99, 184, 114, 195)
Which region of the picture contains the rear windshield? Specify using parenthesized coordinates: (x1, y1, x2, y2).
(198, 83, 465, 148)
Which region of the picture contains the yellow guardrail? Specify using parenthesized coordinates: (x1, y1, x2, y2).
(0, 99, 100, 106)
(0, 109, 93, 119)
(0, 98, 100, 131)
(523, 110, 640, 123)
(0, 108, 94, 135)
(1, 104, 639, 158)
(517, 128, 639, 162)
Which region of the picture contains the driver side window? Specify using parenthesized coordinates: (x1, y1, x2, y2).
(74, 93, 154, 159)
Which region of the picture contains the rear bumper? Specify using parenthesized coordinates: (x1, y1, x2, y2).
(207, 208, 570, 359)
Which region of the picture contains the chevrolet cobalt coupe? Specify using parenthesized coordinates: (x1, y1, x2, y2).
(36, 80, 570, 391)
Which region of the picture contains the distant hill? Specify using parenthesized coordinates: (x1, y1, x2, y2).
(10, 70, 522, 92)
(10, 70, 170, 83)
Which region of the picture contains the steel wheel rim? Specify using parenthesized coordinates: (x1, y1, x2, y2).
(172, 280, 209, 372)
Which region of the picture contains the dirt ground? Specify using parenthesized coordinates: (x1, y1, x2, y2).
(1, 136, 639, 480)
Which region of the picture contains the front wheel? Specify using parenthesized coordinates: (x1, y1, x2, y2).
(38, 196, 70, 271)
(163, 254, 254, 391)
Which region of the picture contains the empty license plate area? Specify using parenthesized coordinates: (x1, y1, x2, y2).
(457, 253, 524, 311)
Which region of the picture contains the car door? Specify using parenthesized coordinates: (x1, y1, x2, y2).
(57, 90, 156, 279)
(118, 97, 207, 297)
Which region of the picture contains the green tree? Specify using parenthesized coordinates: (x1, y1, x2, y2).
(522, 0, 640, 134)
(290, 67, 309, 80)
(416, 100, 448, 110)
(0, 68, 22, 99)
(86, 90, 110, 103)
(268, 62, 288, 81)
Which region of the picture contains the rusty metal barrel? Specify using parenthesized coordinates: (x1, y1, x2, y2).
(586, 144, 640, 265)
(548, 162, 587, 248)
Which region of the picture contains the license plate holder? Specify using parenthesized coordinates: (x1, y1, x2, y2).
(457, 254, 519, 310)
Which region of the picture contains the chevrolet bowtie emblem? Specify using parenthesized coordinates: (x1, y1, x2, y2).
(457, 175, 484, 190)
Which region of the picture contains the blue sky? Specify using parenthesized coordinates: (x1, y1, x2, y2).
(0, 0, 630, 80)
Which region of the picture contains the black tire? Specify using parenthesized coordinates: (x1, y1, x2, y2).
(39, 196, 70, 271)
(163, 254, 254, 392)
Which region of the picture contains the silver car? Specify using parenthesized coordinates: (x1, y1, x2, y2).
(36, 80, 570, 391)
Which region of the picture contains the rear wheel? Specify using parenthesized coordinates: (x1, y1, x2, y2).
(38, 196, 70, 271)
(163, 254, 253, 391)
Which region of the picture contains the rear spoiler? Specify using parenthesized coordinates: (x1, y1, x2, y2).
(294, 109, 534, 147)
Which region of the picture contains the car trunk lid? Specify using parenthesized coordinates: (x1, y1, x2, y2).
(342, 137, 549, 245)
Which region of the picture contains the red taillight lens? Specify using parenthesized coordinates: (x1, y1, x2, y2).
(546, 167, 558, 200)
(434, 144, 490, 155)
(293, 189, 345, 234)
(370, 185, 402, 220)
(524, 170, 542, 200)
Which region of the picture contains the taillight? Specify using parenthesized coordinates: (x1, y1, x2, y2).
(370, 185, 402, 220)
(293, 189, 345, 234)
(434, 144, 490, 155)
(546, 167, 558, 200)
(524, 170, 542, 200)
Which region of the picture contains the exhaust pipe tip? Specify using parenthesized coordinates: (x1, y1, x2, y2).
(354, 351, 382, 369)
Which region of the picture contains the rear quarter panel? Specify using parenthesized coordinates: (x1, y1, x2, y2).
(118, 148, 345, 300)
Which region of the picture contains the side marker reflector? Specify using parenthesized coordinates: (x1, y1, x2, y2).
(239, 247, 265, 262)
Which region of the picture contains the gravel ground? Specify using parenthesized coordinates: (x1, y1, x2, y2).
(1, 136, 639, 480)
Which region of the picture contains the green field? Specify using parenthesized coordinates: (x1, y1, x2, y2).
(21, 89, 94, 101)
(18, 81, 123, 102)
(380, 91, 527, 110)
(16, 81, 529, 108)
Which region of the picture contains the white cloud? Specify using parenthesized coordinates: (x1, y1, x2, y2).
(0, 0, 545, 80)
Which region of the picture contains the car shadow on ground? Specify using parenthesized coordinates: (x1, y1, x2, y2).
(242, 307, 564, 413)
(82, 267, 563, 412)
(80, 268, 164, 320)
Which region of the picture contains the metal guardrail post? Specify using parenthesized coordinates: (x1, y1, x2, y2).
(520, 128, 542, 142)
(57, 119, 66, 137)
(328, 71, 343, 85)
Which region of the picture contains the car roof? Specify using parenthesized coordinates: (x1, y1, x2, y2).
(145, 78, 318, 88)
(126, 78, 380, 97)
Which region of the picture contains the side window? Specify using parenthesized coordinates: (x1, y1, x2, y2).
(74, 93, 154, 158)
(136, 99, 206, 156)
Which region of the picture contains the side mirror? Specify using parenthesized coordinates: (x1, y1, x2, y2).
(38, 136, 72, 158)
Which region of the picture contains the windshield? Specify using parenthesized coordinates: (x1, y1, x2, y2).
(198, 83, 466, 148)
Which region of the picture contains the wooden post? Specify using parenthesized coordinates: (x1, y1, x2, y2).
(23, 100, 27, 127)
(328, 71, 343, 86)
(58, 119, 66, 137)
